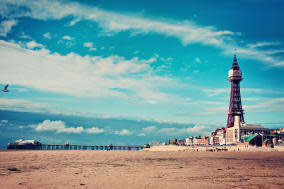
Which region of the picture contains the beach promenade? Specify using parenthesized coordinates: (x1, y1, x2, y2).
(0, 149, 283, 189)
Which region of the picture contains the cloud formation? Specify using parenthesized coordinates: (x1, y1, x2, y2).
(0, 98, 51, 113)
(62, 35, 73, 40)
(34, 120, 84, 133)
(115, 129, 132, 135)
(245, 97, 284, 113)
(83, 42, 96, 51)
(32, 120, 105, 134)
(85, 127, 104, 134)
(1, 0, 283, 66)
(157, 125, 210, 136)
(43, 32, 51, 39)
(138, 125, 210, 137)
(0, 19, 17, 37)
(0, 0, 233, 46)
(247, 41, 280, 49)
(202, 87, 275, 97)
(26, 41, 45, 49)
(0, 40, 179, 104)
(142, 126, 157, 133)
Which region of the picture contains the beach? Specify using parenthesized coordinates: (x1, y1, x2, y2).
(0, 149, 284, 189)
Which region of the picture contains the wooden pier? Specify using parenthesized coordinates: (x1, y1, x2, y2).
(7, 144, 144, 151)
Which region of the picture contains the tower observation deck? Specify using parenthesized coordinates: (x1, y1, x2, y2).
(227, 55, 244, 128)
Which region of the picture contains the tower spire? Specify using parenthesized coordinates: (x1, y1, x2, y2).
(231, 54, 239, 70)
(227, 55, 244, 128)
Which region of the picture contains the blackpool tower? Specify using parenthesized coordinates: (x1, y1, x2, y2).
(227, 55, 244, 128)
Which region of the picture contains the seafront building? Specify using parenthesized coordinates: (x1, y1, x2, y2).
(223, 55, 280, 146)
(195, 55, 282, 147)
(210, 128, 226, 145)
(164, 55, 283, 147)
(225, 116, 270, 145)
(185, 137, 193, 146)
(192, 136, 209, 146)
(270, 128, 284, 134)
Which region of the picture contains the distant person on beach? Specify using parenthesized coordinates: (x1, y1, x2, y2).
(107, 144, 113, 151)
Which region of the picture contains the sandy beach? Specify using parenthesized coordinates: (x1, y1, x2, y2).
(0, 150, 284, 189)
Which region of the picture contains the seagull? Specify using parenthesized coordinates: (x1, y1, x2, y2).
(2, 84, 9, 92)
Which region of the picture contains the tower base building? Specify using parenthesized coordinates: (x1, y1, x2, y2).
(226, 116, 270, 144)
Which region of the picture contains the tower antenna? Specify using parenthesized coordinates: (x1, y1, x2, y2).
(233, 48, 237, 56)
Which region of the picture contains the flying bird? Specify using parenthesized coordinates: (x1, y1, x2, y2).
(2, 84, 9, 92)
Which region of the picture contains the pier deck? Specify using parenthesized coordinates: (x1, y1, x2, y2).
(7, 144, 144, 151)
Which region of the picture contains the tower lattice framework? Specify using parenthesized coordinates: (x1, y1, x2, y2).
(227, 55, 244, 128)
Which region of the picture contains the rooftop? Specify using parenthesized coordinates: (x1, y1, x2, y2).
(242, 134, 259, 142)
(240, 123, 268, 129)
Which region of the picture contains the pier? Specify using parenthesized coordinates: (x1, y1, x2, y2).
(7, 144, 144, 151)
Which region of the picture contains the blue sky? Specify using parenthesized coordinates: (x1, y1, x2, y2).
(0, 0, 284, 146)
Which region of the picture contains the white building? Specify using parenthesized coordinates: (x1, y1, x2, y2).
(226, 116, 269, 144)
(210, 128, 226, 145)
(185, 137, 193, 146)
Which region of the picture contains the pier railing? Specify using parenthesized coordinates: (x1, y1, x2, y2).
(7, 144, 144, 151)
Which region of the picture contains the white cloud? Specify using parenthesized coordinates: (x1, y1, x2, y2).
(196, 96, 284, 116)
(184, 125, 208, 133)
(0, 98, 51, 113)
(115, 129, 132, 135)
(244, 97, 284, 113)
(0, 19, 17, 37)
(157, 125, 209, 136)
(33, 120, 84, 133)
(194, 57, 201, 63)
(0, 40, 179, 104)
(248, 41, 280, 49)
(137, 133, 145, 136)
(224, 46, 284, 67)
(0, 1, 233, 46)
(83, 42, 96, 51)
(202, 88, 267, 97)
(138, 126, 157, 136)
(265, 49, 284, 55)
(32, 120, 105, 134)
(19, 32, 31, 39)
(242, 97, 264, 102)
(67, 17, 81, 26)
(158, 127, 177, 135)
(185, 100, 224, 105)
(85, 127, 104, 134)
(83, 42, 93, 48)
(43, 32, 51, 39)
(1, 0, 283, 66)
(202, 88, 228, 96)
(62, 35, 73, 40)
(194, 106, 227, 116)
(26, 41, 45, 49)
(142, 126, 157, 132)
(0, 119, 9, 127)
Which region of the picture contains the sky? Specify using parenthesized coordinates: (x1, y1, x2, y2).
(0, 0, 284, 147)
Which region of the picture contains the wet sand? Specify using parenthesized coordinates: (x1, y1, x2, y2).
(0, 150, 283, 189)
